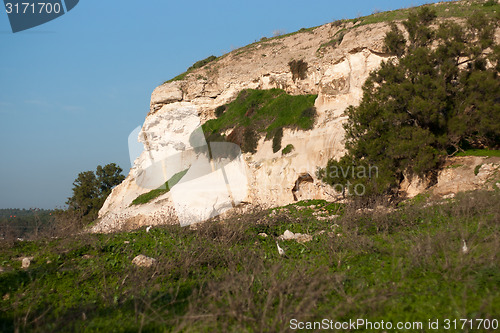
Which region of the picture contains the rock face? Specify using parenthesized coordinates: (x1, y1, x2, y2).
(93, 19, 500, 233)
(93, 21, 393, 232)
(400, 156, 500, 198)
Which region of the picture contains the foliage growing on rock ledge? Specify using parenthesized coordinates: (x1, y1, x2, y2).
(288, 59, 308, 81)
(319, 7, 500, 197)
(131, 168, 189, 205)
(165, 55, 217, 83)
(202, 89, 317, 154)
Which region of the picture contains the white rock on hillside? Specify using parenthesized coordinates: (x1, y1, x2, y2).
(132, 255, 157, 268)
(93, 22, 391, 233)
(93, 18, 500, 233)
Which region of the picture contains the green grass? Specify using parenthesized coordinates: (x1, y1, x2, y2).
(355, 0, 500, 26)
(446, 163, 464, 169)
(456, 149, 500, 157)
(131, 168, 189, 205)
(1, 190, 499, 331)
(202, 89, 317, 142)
(164, 55, 218, 83)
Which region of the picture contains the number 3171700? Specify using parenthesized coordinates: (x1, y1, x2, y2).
(5, 2, 62, 14)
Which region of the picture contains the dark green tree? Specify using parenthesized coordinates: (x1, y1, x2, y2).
(67, 163, 125, 222)
(319, 8, 500, 197)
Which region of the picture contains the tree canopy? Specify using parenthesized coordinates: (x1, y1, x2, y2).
(66, 163, 125, 222)
(319, 7, 500, 197)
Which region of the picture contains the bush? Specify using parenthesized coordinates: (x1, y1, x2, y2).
(187, 55, 217, 71)
(288, 59, 308, 81)
(301, 106, 317, 119)
(282, 144, 294, 155)
(384, 23, 406, 56)
(165, 56, 217, 83)
(242, 127, 258, 153)
(272, 128, 283, 153)
(215, 105, 226, 118)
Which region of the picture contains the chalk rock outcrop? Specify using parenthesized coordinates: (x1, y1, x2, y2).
(92, 21, 393, 232)
(94, 19, 499, 233)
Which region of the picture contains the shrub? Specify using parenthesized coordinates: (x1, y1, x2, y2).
(384, 23, 406, 56)
(165, 55, 217, 83)
(272, 128, 283, 153)
(282, 144, 294, 155)
(288, 59, 308, 81)
(187, 55, 217, 71)
(242, 127, 258, 154)
(215, 105, 226, 118)
(301, 106, 316, 119)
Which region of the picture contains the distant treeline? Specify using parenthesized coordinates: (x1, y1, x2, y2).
(0, 208, 54, 218)
(0, 208, 56, 240)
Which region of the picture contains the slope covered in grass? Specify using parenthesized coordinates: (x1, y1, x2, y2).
(1, 190, 499, 331)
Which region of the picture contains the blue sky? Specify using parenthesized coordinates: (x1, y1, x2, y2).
(0, 0, 437, 209)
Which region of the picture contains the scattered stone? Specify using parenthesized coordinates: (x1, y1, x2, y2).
(258, 233, 268, 237)
(124, 241, 130, 244)
(132, 255, 157, 268)
(278, 229, 313, 243)
(21, 258, 31, 269)
(442, 193, 455, 199)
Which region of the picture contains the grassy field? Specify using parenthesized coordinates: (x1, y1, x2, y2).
(1, 189, 499, 332)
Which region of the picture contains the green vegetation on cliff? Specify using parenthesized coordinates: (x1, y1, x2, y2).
(319, 6, 500, 196)
(202, 89, 317, 153)
(130, 168, 189, 206)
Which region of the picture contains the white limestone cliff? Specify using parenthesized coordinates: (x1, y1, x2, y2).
(91, 21, 392, 232)
(92, 19, 499, 233)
